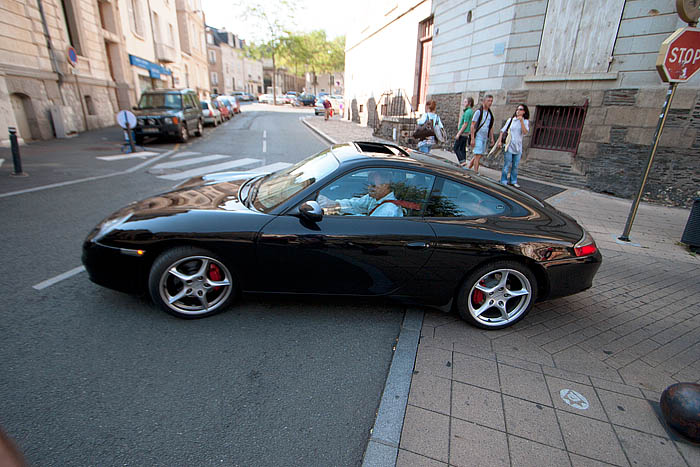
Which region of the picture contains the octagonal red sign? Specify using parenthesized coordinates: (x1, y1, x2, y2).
(657, 27, 700, 82)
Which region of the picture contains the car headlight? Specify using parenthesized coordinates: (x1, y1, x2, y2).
(163, 117, 173, 124)
(94, 213, 132, 241)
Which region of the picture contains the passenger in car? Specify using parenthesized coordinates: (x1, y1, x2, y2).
(318, 171, 405, 217)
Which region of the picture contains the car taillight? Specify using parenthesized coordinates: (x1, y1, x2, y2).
(574, 231, 598, 257)
(172, 117, 179, 124)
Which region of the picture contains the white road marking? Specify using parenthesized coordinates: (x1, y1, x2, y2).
(263, 140, 267, 153)
(97, 151, 159, 161)
(152, 154, 230, 169)
(171, 151, 201, 158)
(249, 162, 292, 173)
(263, 130, 267, 138)
(33, 266, 86, 290)
(157, 157, 261, 180)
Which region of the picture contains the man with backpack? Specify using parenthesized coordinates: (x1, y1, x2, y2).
(468, 94, 495, 174)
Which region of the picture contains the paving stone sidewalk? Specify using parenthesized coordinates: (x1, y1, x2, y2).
(302, 116, 700, 467)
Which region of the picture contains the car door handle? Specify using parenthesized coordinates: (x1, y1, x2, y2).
(405, 241, 430, 249)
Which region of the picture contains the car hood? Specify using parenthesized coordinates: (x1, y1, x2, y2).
(110, 179, 250, 221)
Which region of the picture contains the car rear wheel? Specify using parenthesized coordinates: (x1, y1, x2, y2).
(194, 120, 203, 137)
(457, 261, 537, 329)
(148, 247, 236, 319)
(178, 124, 189, 143)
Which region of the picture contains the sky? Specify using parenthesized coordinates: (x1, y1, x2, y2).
(201, 0, 352, 44)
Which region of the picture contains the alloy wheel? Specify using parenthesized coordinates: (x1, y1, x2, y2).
(158, 255, 232, 316)
(467, 268, 532, 327)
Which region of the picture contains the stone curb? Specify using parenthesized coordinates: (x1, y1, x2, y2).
(362, 309, 424, 467)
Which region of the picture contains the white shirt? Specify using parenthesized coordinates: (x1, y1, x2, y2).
(338, 191, 403, 217)
(501, 117, 529, 154)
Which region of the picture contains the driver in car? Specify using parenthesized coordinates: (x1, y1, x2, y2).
(317, 171, 404, 217)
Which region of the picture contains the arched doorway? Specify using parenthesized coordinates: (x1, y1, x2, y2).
(10, 93, 39, 142)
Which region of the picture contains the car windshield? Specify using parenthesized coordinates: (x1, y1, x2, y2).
(138, 93, 182, 110)
(253, 149, 339, 213)
(201, 101, 209, 109)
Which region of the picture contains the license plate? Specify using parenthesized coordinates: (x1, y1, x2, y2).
(142, 128, 159, 134)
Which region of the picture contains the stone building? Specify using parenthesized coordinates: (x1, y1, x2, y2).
(262, 59, 305, 95)
(206, 26, 260, 96)
(175, 0, 208, 99)
(345, 0, 700, 207)
(0, 0, 128, 145)
(117, 0, 179, 103)
(305, 72, 344, 96)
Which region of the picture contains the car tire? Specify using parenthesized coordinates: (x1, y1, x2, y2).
(194, 120, 203, 137)
(213, 117, 218, 127)
(148, 246, 236, 319)
(178, 124, 189, 143)
(135, 136, 144, 145)
(456, 260, 537, 330)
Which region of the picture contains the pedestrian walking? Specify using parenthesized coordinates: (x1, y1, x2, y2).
(496, 103, 529, 187)
(323, 97, 332, 120)
(468, 95, 495, 174)
(416, 99, 444, 154)
(454, 97, 474, 168)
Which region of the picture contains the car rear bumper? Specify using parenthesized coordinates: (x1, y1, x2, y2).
(542, 252, 602, 300)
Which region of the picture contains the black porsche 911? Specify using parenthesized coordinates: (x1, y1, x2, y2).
(82, 141, 601, 329)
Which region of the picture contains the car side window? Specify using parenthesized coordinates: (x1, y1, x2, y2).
(425, 179, 507, 218)
(317, 168, 435, 217)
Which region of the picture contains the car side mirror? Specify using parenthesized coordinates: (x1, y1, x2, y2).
(299, 200, 323, 222)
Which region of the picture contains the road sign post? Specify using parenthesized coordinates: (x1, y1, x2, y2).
(116, 110, 138, 153)
(619, 26, 700, 242)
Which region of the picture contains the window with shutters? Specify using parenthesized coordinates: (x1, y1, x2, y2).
(536, 0, 624, 76)
(127, 0, 144, 37)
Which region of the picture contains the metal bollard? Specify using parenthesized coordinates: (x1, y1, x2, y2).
(8, 127, 27, 177)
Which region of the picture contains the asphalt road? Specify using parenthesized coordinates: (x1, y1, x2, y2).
(0, 104, 404, 466)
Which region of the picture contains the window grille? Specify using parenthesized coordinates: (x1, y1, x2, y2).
(531, 102, 588, 153)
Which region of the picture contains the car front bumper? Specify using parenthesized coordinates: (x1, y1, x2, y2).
(82, 240, 149, 295)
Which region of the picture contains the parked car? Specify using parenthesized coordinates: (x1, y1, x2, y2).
(297, 93, 316, 106)
(82, 141, 602, 328)
(200, 100, 222, 126)
(132, 88, 203, 143)
(223, 96, 240, 114)
(283, 91, 298, 104)
(258, 93, 284, 104)
(213, 99, 231, 120)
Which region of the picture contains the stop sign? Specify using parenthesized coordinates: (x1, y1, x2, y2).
(656, 27, 700, 82)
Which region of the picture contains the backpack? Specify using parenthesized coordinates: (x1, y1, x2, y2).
(474, 106, 494, 135)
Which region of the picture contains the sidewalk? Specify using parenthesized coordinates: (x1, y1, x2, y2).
(302, 116, 700, 467)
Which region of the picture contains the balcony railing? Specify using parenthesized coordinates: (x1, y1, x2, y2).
(155, 42, 177, 63)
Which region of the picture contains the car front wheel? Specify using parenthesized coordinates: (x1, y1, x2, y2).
(148, 247, 236, 319)
(178, 124, 189, 143)
(457, 261, 537, 329)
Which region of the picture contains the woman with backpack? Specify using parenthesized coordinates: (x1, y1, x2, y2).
(495, 104, 529, 187)
(416, 100, 444, 153)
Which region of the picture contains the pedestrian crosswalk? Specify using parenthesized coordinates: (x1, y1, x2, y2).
(96, 150, 293, 181)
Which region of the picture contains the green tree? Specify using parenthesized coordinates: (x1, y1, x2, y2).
(241, 1, 297, 105)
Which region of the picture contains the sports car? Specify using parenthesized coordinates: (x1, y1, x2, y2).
(82, 141, 601, 329)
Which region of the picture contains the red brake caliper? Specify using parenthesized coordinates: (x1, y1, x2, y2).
(209, 263, 222, 292)
(472, 280, 485, 305)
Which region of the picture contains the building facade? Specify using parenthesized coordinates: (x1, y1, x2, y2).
(206, 26, 258, 96)
(345, 0, 700, 206)
(0, 0, 128, 145)
(117, 0, 179, 104)
(175, 0, 208, 99)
